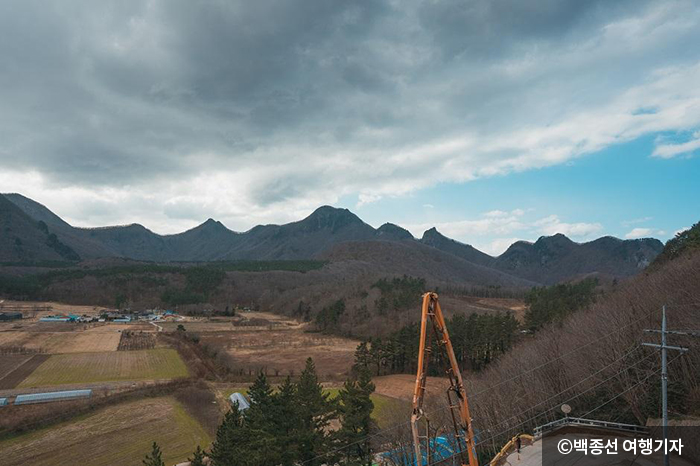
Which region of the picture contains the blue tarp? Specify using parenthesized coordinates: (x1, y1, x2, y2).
(381, 436, 458, 466)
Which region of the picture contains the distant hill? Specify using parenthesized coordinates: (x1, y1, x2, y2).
(419, 227, 494, 267)
(0, 195, 76, 262)
(320, 240, 536, 288)
(0, 193, 665, 285)
(492, 233, 663, 284)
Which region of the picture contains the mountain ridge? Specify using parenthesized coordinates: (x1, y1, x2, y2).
(1, 193, 664, 284)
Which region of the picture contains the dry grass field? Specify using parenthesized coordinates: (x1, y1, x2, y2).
(220, 331, 357, 378)
(0, 396, 210, 466)
(0, 320, 154, 355)
(0, 329, 122, 353)
(164, 312, 359, 380)
(17, 348, 189, 388)
(0, 299, 114, 318)
(373, 374, 451, 401)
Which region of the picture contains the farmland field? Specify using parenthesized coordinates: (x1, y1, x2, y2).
(17, 348, 189, 388)
(0, 354, 32, 379)
(0, 329, 122, 353)
(0, 355, 50, 389)
(182, 311, 359, 380)
(0, 396, 210, 466)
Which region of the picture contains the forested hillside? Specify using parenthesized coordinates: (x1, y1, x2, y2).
(460, 245, 700, 457)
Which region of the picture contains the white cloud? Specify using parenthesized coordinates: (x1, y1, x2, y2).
(484, 238, 523, 256)
(405, 210, 605, 252)
(357, 193, 382, 207)
(622, 216, 653, 226)
(535, 215, 603, 237)
(674, 226, 690, 236)
(625, 227, 654, 238)
(652, 131, 700, 158)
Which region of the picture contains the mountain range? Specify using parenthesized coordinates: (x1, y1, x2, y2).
(0, 193, 664, 285)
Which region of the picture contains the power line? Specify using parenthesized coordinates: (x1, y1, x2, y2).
(579, 352, 685, 420)
(474, 344, 644, 436)
(440, 353, 684, 465)
(470, 309, 654, 397)
(473, 349, 658, 449)
(299, 308, 655, 465)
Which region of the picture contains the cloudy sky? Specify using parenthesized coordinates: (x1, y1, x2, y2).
(1, 0, 699, 255)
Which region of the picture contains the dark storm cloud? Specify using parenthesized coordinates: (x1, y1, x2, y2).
(417, 0, 650, 59)
(1, 0, 699, 219)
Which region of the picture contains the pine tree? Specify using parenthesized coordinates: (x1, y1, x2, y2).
(353, 341, 371, 373)
(188, 445, 206, 466)
(274, 376, 301, 466)
(245, 371, 281, 466)
(337, 367, 375, 466)
(247, 370, 275, 426)
(143, 442, 165, 466)
(209, 404, 249, 466)
(296, 357, 335, 466)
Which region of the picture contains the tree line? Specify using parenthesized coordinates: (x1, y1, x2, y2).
(523, 277, 598, 331)
(143, 358, 375, 466)
(354, 311, 520, 376)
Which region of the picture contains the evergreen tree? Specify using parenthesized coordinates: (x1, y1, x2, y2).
(188, 446, 206, 466)
(246, 371, 281, 466)
(353, 341, 371, 373)
(209, 404, 251, 466)
(296, 358, 335, 466)
(143, 442, 165, 466)
(247, 370, 275, 426)
(274, 376, 301, 466)
(337, 367, 375, 466)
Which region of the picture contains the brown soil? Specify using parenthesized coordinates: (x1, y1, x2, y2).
(117, 331, 156, 351)
(373, 374, 451, 401)
(0, 354, 50, 389)
(0, 354, 32, 382)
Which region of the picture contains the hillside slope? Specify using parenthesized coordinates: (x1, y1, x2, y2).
(468, 245, 700, 442)
(493, 234, 663, 284)
(320, 240, 535, 288)
(420, 227, 494, 267)
(0, 196, 79, 262)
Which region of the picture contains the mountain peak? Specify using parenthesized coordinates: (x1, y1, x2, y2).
(421, 227, 444, 240)
(298, 205, 365, 232)
(535, 233, 575, 245)
(308, 205, 358, 218)
(419, 227, 494, 266)
(201, 218, 224, 228)
(376, 223, 414, 240)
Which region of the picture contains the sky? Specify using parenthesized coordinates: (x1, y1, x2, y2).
(1, 0, 699, 255)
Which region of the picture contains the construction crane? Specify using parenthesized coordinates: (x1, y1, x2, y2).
(411, 292, 478, 466)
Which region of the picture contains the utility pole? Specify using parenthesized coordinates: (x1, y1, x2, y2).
(643, 305, 694, 466)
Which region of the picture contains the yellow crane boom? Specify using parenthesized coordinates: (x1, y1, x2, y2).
(411, 292, 478, 466)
